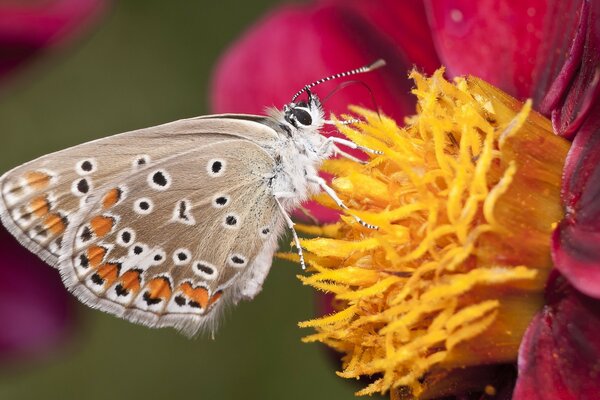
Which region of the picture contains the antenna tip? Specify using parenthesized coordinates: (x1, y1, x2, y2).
(367, 59, 386, 71)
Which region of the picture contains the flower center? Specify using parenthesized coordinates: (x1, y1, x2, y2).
(296, 69, 570, 397)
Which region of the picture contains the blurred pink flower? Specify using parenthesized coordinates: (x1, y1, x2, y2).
(0, 227, 75, 363)
(210, 0, 600, 398)
(0, 0, 108, 363)
(0, 0, 106, 82)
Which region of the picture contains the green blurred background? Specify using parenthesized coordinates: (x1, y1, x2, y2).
(0, 1, 357, 399)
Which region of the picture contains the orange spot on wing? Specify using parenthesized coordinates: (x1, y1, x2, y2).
(96, 263, 120, 287)
(25, 171, 51, 190)
(180, 282, 210, 309)
(102, 188, 121, 209)
(29, 195, 50, 217)
(43, 213, 66, 235)
(208, 290, 223, 307)
(90, 215, 114, 237)
(147, 277, 172, 300)
(120, 270, 141, 293)
(87, 245, 107, 267)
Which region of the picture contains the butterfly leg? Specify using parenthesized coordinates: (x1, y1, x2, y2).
(274, 194, 306, 270)
(307, 175, 379, 230)
(331, 145, 368, 164)
(327, 136, 383, 156)
(317, 136, 379, 163)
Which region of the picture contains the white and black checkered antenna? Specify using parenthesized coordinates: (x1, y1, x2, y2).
(290, 59, 386, 103)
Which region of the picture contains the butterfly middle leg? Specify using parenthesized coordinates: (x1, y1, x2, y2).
(306, 175, 379, 230)
(318, 136, 383, 157)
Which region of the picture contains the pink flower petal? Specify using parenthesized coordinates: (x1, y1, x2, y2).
(514, 273, 600, 400)
(425, 0, 588, 105)
(552, 99, 600, 298)
(0, 0, 108, 80)
(0, 226, 76, 363)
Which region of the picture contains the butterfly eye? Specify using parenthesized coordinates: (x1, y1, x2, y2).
(292, 108, 313, 126)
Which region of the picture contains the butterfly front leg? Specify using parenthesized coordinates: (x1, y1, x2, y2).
(307, 175, 379, 230)
(274, 193, 306, 270)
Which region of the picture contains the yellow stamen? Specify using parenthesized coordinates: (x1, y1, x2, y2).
(298, 69, 570, 398)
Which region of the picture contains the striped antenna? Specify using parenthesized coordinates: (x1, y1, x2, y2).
(291, 59, 386, 103)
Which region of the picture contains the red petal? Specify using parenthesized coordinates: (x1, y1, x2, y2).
(539, 0, 600, 140)
(514, 273, 600, 400)
(320, 0, 440, 75)
(552, 100, 600, 298)
(0, 0, 108, 81)
(425, 0, 550, 99)
(0, 226, 76, 363)
(425, 0, 592, 106)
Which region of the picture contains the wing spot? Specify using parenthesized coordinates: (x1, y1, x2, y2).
(80, 226, 93, 242)
(173, 248, 191, 265)
(116, 228, 135, 247)
(228, 254, 247, 268)
(79, 254, 89, 268)
(207, 158, 226, 177)
(260, 226, 270, 238)
(148, 169, 171, 190)
(174, 295, 186, 306)
(29, 195, 50, 217)
(133, 198, 154, 215)
(90, 215, 115, 238)
(102, 187, 123, 209)
(72, 178, 92, 196)
(132, 155, 150, 169)
(43, 213, 68, 235)
(115, 284, 128, 297)
(212, 194, 230, 208)
(143, 277, 172, 305)
(193, 261, 217, 280)
(90, 263, 121, 287)
(223, 213, 240, 229)
(91, 273, 104, 285)
(172, 199, 195, 225)
(150, 249, 166, 265)
(116, 269, 142, 297)
(25, 171, 52, 190)
(143, 292, 162, 305)
(86, 245, 108, 268)
(179, 282, 210, 309)
(76, 159, 97, 175)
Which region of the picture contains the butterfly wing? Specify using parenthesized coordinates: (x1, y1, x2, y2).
(0, 116, 285, 336)
(0, 116, 278, 268)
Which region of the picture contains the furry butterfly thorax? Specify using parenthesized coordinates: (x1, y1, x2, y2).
(0, 60, 385, 336)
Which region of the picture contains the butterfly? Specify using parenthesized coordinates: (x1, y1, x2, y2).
(0, 59, 385, 336)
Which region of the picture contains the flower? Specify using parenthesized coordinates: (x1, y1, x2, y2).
(0, 0, 107, 85)
(295, 70, 568, 396)
(211, 0, 600, 398)
(0, 0, 108, 363)
(0, 227, 75, 363)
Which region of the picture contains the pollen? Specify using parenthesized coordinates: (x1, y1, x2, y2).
(295, 69, 570, 397)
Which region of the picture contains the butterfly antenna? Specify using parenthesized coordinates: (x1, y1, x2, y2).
(322, 80, 383, 123)
(291, 59, 386, 103)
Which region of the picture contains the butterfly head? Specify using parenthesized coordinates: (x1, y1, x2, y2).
(281, 59, 386, 134)
(282, 90, 324, 131)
